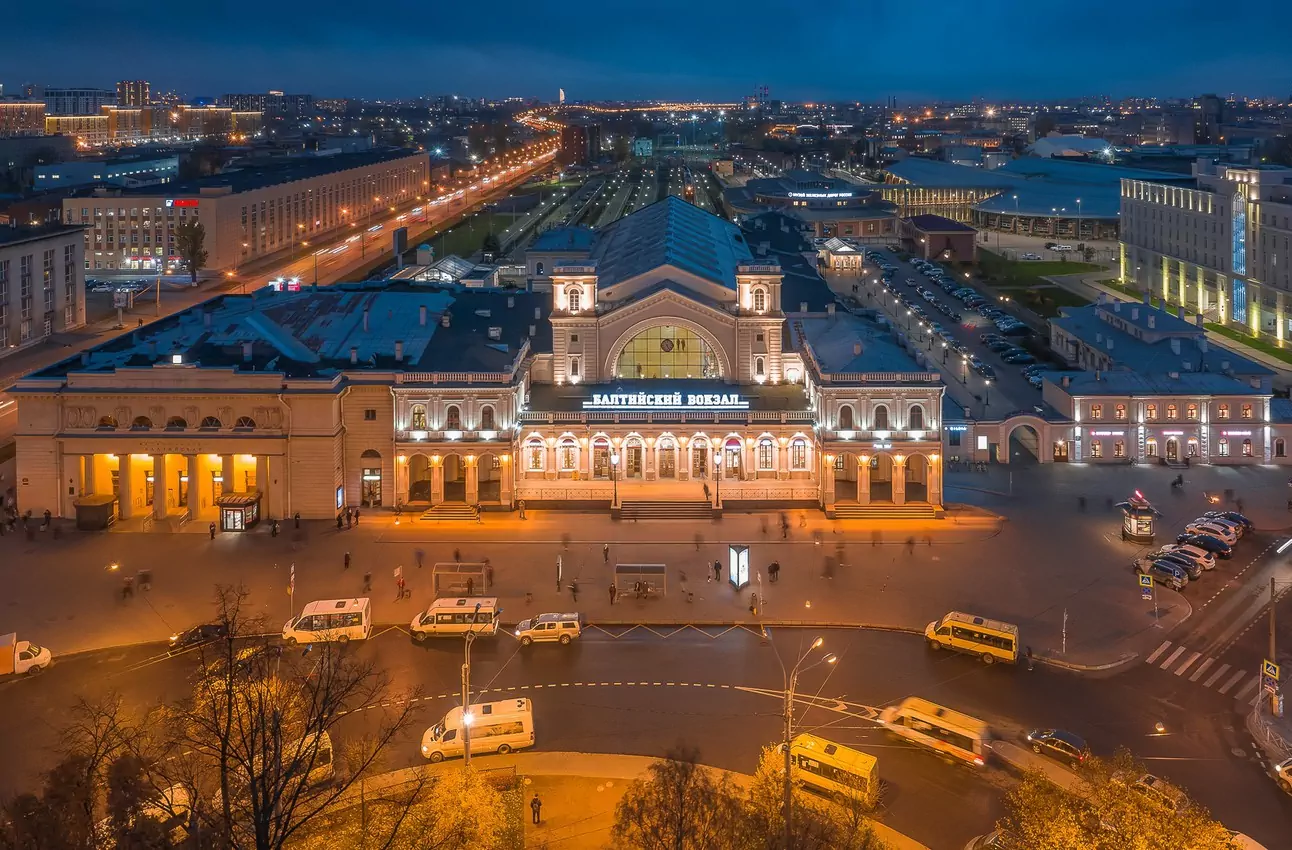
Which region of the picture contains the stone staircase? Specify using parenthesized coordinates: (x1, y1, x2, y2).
(831, 503, 938, 520)
(618, 500, 714, 521)
(419, 503, 481, 522)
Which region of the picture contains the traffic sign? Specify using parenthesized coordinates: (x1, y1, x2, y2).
(1138, 574, 1153, 600)
(1263, 675, 1279, 695)
(1264, 659, 1281, 681)
(1138, 574, 1154, 588)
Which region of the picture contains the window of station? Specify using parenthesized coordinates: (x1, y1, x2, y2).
(757, 439, 775, 470)
(790, 438, 808, 470)
(616, 325, 719, 380)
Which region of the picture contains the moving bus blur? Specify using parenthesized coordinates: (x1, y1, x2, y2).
(787, 733, 879, 804)
(925, 611, 1018, 665)
(879, 697, 991, 767)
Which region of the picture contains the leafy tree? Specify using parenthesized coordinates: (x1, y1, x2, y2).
(997, 749, 1235, 850)
(610, 746, 745, 850)
(481, 231, 502, 258)
(173, 219, 208, 284)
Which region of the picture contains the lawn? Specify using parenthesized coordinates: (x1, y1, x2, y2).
(425, 212, 521, 260)
(1204, 322, 1292, 365)
(991, 283, 1090, 318)
(978, 250, 1102, 286)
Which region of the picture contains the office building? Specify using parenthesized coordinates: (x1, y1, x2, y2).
(1120, 161, 1292, 343)
(16, 196, 947, 523)
(559, 123, 600, 165)
(219, 92, 314, 117)
(0, 223, 88, 358)
(116, 81, 150, 108)
(62, 148, 428, 272)
(42, 87, 116, 116)
(0, 101, 48, 137)
(34, 155, 179, 191)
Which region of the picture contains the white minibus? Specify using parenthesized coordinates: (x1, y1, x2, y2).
(410, 597, 500, 640)
(283, 598, 372, 644)
(420, 698, 534, 763)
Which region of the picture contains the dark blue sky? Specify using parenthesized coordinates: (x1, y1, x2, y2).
(8, 0, 1292, 101)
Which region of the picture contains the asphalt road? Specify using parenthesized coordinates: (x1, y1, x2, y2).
(3, 626, 1288, 849)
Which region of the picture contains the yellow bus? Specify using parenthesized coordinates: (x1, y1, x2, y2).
(788, 733, 879, 804)
(879, 697, 991, 767)
(925, 611, 1018, 665)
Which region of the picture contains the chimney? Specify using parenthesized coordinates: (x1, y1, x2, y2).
(1062, 375, 1071, 388)
(827, 303, 835, 315)
(241, 341, 253, 362)
(853, 342, 862, 356)
(488, 326, 502, 340)
(799, 301, 808, 312)
(1096, 332, 1103, 343)
(419, 305, 427, 326)
(394, 341, 403, 362)
(529, 324, 537, 337)
(1107, 338, 1114, 350)
(1148, 315, 1156, 329)
(1170, 338, 1181, 355)
(1199, 337, 1208, 353)
(350, 346, 358, 364)
(1131, 306, 1139, 321)
(1114, 301, 1122, 313)
(534, 307, 541, 320)
(440, 312, 451, 327)
(362, 309, 370, 332)
(507, 296, 515, 308)
(203, 311, 212, 328)
(1177, 305, 1185, 319)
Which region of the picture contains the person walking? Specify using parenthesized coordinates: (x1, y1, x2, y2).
(453, 547, 461, 563)
(353, 508, 360, 525)
(518, 499, 526, 519)
(344, 552, 351, 570)
(609, 583, 617, 605)
(467, 577, 475, 597)
(414, 548, 425, 569)
(396, 574, 406, 600)
(485, 560, 494, 589)
(346, 508, 353, 529)
(362, 571, 372, 592)
(1025, 646, 1034, 671)
(702, 483, 710, 502)
(208, 522, 217, 540)
(603, 543, 609, 563)
(294, 512, 301, 529)
(530, 794, 542, 825)
(569, 580, 579, 603)
(713, 560, 722, 583)
(42, 509, 51, 530)
(770, 561, 780, 583)
(336, 514, 344, 530)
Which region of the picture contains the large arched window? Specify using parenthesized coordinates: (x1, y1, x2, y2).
(754, 356, 765, 379)
(566, 288, 581, 313)
(165, 416, 187, 431)
(872, 404, 890, 431)
(558, 437, 579, 471)
(199, 416, 221, 430)
(535, 261, 545, 276)
(234, 416, 256, 430)
(757, 438, 775, 470)
(131, 415, 153, 431)
(410, 404, 428, 430)
(790, 437, 808, 470)
(616, 325, 720, 380)
(444, 405, 461, 430)
(837, 404, 855, 430)
(1276, 438, 1286, 458)
(479, 405, 495, 431)
(525, 439, 545, 472)
(908, 404, 925, 431)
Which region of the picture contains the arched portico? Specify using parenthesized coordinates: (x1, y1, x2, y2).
(870, 453, 894, 502)
(407, 453, 433, 503)
(442, 452, 466, 501)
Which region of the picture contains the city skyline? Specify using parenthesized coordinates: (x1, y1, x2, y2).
(7, 0, 1292, 101)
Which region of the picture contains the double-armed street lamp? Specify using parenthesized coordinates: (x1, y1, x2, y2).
(773, 635, 837, 848)
(461, 601, 483, 769)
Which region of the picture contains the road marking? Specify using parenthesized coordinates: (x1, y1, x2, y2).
(1188, 657, 1215, 682)
(1159, 646, 1187, 670)
(1203, 663, 1231, 688)
(1173, 652, 1202, 676)
(1218, 669, 1247, 694)
(1232, 675, 1260, 702)
(1145, 640, 1172, 664)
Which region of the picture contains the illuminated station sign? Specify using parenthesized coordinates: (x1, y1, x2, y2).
(583, 391, 749, 411)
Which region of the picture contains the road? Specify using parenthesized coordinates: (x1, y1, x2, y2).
(3, 626, 1288, 848)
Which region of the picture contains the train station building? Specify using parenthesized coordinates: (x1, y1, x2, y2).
(13, 197, 947, 526)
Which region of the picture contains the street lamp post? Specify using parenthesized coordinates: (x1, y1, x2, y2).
(984, 379, 992, 409)
(461, 601, 482, 769)
(775, 635, 837, 849)
(1075, 198, 1083, 245)
(713, 452, 723, 506)
(610, 452, 620, 506)
(961, 357, 968, 384)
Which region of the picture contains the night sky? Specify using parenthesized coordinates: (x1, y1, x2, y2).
(8, 0, 1292, 101)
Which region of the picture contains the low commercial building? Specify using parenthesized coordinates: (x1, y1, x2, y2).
(724, 169, 898, 241)
(900, 215, 977, 263)
(35, 155, 179, 191)
(15, 196, 947, 523)
(62, 148, 429, 273)
(0, 223, 87, 358)
(1119, 161, 1292, 345)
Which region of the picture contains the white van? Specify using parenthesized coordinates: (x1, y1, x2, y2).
(420, 698, 534, 762)
(411, 597, 501, 641)
(283, 598, 372, 645)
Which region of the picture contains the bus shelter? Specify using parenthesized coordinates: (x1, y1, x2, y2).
(432, 562, 488, 596)
(614, 564, 668, 598)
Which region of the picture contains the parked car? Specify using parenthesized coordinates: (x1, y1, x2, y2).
(1184, 521, 1237, 545)
(999, 324, 1032, 337)
(1028, 375, 1044, 389)
(1130, 773, 1188, 812)
(1202, 511, 1253, 532)
(1157, 543, 1216, 571)
(1175, 533, 1233, 558)
(1275, 756, 1292, 795)
(1026, 729, 1089, 769)
(1134, 559, 1188, 591)
(1140, 551, 1202, 579)
(1197, 516, 1246, 539)
(169, 623, 230, 650)
(1020, 252, 1042, 260)
(987, 340, 1016, 352)
(975, 364, 998, 379)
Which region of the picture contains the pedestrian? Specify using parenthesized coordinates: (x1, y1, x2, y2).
(294, 511, 301, 529)
(799, 512, 807, 528)
(485, 561, 494, 589)
(467, 577, 475, 597)
(905, 536, 916, 556)
(209, 522, 216, 540)
(530, 794, 542, 825)
(414, 548, 424, 569)
(344, 552, 351, 570)
(609, 583, 617, 605)
(336, 514, 343, 530)
(603, 543, 609, 563)
(363, 570, 372, 592)
(633, 580, 641, 599)
(702, 483, 710, 502)
(137, 569, 151, 591)
(396, 574, 406, 600)
(570, 580, 578, 603)
(454, 547, 461, 563)
(749, 591, 758, 615)
(1236, 498, 1245, 513)
(1025, 646, 1034, 671)
(42, 509, 51, 529)
(121, 575, 134, 599)
(271, 519, 279, 537)
(518, 499, 526, 519)
(694, 533, 702, 552)
(354, 508, 360, 525)
(772, 560, 781, 582)
(346, 508, 353, 529)
(713, 560, 722, 582)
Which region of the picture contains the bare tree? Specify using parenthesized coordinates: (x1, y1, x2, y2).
(159, 585, 422, 850)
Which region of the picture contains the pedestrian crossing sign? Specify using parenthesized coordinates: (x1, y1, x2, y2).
(1138, 574, 1153, 588)
(1264, 659, 1280, 681)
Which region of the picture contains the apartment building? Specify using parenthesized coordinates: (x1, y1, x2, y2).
(0, 224, 87, 358)
(1120, 161, 1292, 343)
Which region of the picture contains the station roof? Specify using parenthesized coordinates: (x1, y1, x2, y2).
(589, 196, 753, 290)
(119, 148, 423, 197)
(1044, 370, 1267, 396)
(529, 226, 596, 253)
(793, 312, 934, 378)
(903, 214, 975, 233)
(31, 281, 551, 381)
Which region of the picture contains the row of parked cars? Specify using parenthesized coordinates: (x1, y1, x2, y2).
(1132, 510, 1252, 591)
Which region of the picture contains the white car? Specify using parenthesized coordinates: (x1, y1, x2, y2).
(1156, 544, 1216, 571)
(1184, 521, 1237, 545)
(1019, 252, 1042, 261)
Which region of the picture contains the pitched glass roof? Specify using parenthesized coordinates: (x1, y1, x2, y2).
(590, 196, 753, 289)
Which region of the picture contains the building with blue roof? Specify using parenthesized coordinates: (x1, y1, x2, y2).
(722, 170, 898, 242)
(14, 193, 948, 526)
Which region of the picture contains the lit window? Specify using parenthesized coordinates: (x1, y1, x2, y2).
(1114, 441, 1125, 458)
(410, 404, 427, 430)
(1090, 441, 1102, 458)
(1217, 439, 1229, 457)
(567, 287, 581, 312)
(1186, 403, 1198, 421)
(1241, 404, 1253, 420)
(1091, 404, 1103, 420)
(526, 442, 544, 471)
(1217, 403, 1229, 419)
(1166, 404, 1178, 420)
(757, 439, 775, 470)
(1114, 404, 1126, 420)
(1242, 438, 1253, 457)
(1146, 404, 1158, 420)
(790, 438, 807, 470)
(753, 288, 767, 312)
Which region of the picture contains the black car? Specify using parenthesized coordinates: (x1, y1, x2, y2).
(1203, 510, 1254, 531)
(1026, 729, 1089, 768)
(170, 623, 230, 649)
(1175, 532, 1233, 559)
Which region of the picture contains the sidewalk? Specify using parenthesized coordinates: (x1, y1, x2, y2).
(341, 751, 930, 850)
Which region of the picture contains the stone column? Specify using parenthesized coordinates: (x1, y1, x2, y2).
(1196, 266, 1207, 316)
(186, 455, 200, 518)
(1248, 282, 1261, 335)
(431, 458, 444, 505)
(678, 439, 690, 481)
(465, 457, 479, 504)
(1278, 291, 1287, 344)
(892, 457, 907, 505)
(645, 440, 656, 481)
(778, 444, 789, 481)
(822, 455, 836, 509)
(118, 454, 134, 519)
(83, 454, 96, 495)
(153, 454, 170, 519)
(546, 443, 557, 481)
(221, 455, 235, 493)
(929, 456, 943, 507)
(499, 455, 514, 506)
(858, 456, 871, 505)
(256, 455, 269, 494)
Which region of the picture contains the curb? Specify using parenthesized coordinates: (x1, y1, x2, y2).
(1036, 651, 1139, 673)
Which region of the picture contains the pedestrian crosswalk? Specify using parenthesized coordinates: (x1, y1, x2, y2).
(1143, 640, 1266, 704)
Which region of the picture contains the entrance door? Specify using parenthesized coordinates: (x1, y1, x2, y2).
(724, 444, 741, 479)
(362, 468, 383, 506)
(691, 445, 709, 479)
(144, 472, 155, 507)
(177, 472, 189, 507)
(659, 443, 676, 478)
(1166, 439, 1179, 462)
(593, 444, 610, 479)
(626, 446, 643, 478)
